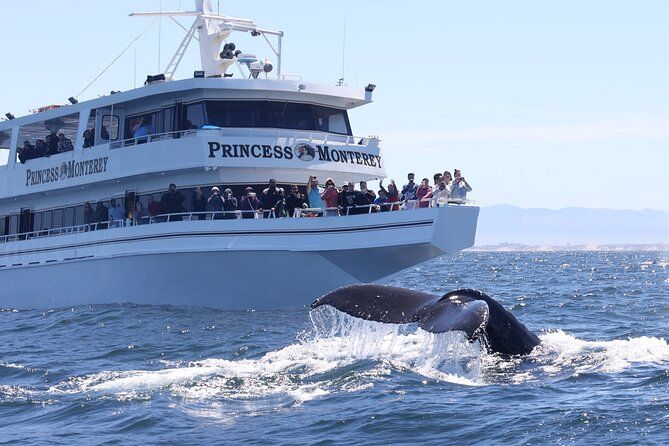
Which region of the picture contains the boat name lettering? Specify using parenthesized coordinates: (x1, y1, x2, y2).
(207, 142, 382, 168)
(25, 157, 109, 187)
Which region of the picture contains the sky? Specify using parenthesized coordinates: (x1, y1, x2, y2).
(0, 0, 667, 211)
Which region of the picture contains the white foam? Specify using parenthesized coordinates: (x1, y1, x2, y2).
(45, 310, 669, 416)
(534, 330, 669, 374)
(55, 308, 484, 409)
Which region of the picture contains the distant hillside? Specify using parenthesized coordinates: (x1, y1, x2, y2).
(475, 205, 669, 246)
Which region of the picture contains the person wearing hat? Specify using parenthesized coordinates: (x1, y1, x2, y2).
(207, 186, 224, 219)
(222, 188, 238, 219)
(240, 187, 261, 219)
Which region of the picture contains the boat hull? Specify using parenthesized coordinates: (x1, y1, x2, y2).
(0, 205, 478, 309)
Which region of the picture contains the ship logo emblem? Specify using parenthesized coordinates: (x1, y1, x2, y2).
(295, 143, 316, 161)
(60, 162, 69, 180)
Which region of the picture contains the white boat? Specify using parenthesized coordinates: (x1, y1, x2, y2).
(0, 1, 479, 309)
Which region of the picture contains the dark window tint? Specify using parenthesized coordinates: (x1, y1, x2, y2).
(8, 215, 19, 235)
(102, 115, 119, 141)
(179, 101, 352, 135)
(33, 212, 41, 232)
(314, 106, 351, 135)
(269, 102, 315, 131)
(64, 207, 75, 228)
(185, 103, 206, 129)
(41, 211, 52, 230)
(0, 217, 5, 236)
(53, 209, 63, 229)
(206, 101, 268, 128)
(75, 205, 85, 226)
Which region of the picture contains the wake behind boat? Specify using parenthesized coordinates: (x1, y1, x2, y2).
(0, 1, 478, 309)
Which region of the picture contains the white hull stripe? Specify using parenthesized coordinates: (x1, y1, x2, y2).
(0, 220, 435, 258)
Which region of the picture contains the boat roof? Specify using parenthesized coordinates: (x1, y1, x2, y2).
(0, 77, 372, 133)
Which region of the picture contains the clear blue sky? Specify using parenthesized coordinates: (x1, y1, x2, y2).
(1, 0, 667, 210)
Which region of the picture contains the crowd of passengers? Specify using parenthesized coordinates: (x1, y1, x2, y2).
(17, 127, 103, 164)
(79, 170, 473, 228)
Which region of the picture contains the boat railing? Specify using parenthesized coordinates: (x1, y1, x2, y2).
(108, 128, 378, 150)
(109, 129, 198, 149)
(0, 199, 474, 244)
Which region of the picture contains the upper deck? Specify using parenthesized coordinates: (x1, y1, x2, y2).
(0, 78, 380, 205)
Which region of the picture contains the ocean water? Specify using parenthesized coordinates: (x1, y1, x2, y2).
(1, 251, 667, 445)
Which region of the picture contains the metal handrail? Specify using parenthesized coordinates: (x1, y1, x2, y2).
(0, 198, 474, 244)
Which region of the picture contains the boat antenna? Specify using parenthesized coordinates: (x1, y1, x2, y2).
(75, 19, 159, 99)
(158, 0, 163, 72)
(339, 14, 346, 86)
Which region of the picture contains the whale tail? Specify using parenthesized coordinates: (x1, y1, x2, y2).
(311, 284, 540, 355)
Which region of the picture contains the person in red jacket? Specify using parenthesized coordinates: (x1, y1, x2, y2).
(320, 178, 339, 216)
(379, 179, 400, 211)
(416, 178, 432, 208)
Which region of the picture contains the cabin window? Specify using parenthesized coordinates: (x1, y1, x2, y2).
(102, 115, 119, 141)
(33, 213, 42, 233)
(184, 103, 206, 130)
(8, 215, 19, 235)
(0, 130, 10, 166)
(188, 101, 352, 135)
(314, 106, 350, 135)
(63, 207, 75, 228)
(74, 205, 85, 226)
(163, 107, 175, 133)
(0, 217, 6, 236)
(52, 209, 64, 229)
(269, 102, 314, 131)
(206, 101, 268, 128)
(41, 210, 52, 230)
(16, 112, 80, 162)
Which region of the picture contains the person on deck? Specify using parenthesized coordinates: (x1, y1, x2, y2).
(374, 188, 389, 212)
(192, 187, 207, 220)
(240, 187, 261, 219)
(83, 202, 94, 225)
(401, 173, 418, 202)
(94, 201, 109, 229)
(306, 175, 324, 210)
(108, 198, 126, 226)
(45, 133, 59, 156)
(379, 179, 400, 211)
(451, 169, 472, 201)
(285, 185, 307, 217)
(134, 201, 147, 224)
(359, 181, 376, 208)
(161, 183, 185, 221)
(430, 178, 451, 207)
(261, 179, 282, 218)
(57, 133, 73, 152)
(147, 196, 162, 217)
(416, 178, 432, 208)
(320, 178, 339, 216)
(222, 188, 239, 219)
(207, 187, 224, 219)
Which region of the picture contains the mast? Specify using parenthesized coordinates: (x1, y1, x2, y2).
(130, 0, 283, 79)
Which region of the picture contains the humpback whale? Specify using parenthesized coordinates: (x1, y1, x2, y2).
(311, 284, 540, 355)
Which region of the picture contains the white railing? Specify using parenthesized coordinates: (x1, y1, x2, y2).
(0, 198, 474, 244)
(108, 127, 378, 150)
(109, 129, 198, 149)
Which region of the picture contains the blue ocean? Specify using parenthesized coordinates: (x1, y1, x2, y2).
(1, 251, 667, 445)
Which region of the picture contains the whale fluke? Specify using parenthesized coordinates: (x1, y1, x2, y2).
(311, 284, 540, 355)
